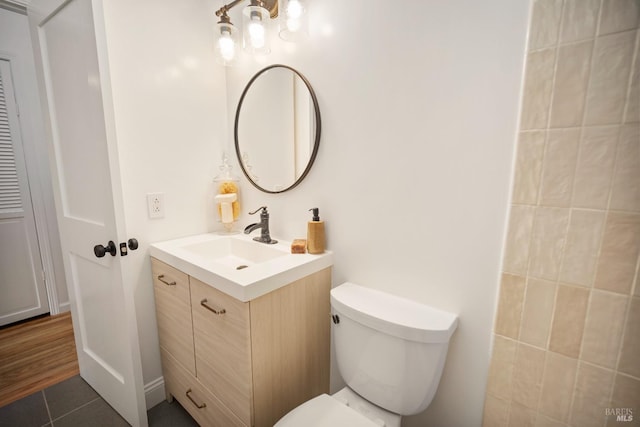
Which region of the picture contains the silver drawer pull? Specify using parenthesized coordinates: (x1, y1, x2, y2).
(186, 389, 206, 409)
(157, 274, 176, 286)
(200, 299, 226, 315)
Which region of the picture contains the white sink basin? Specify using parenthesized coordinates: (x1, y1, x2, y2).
(182, 237, 287, 269)
(149, 233, 333, 302)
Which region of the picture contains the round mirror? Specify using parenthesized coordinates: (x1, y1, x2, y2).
(234, 65, 321, 193)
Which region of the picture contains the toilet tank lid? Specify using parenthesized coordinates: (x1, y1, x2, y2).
(331, 282, 458, 343)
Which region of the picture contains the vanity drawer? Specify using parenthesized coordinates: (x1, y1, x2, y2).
(190, 277, 253, 426)
(151, 258, 195, 375)
(161, 348, 246, 427)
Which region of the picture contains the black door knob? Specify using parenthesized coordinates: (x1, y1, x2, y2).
(128, 238, 139, 250)
(94, 241, 117, 258)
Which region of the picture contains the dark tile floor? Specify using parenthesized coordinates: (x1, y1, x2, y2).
(0, 375, 198, 427)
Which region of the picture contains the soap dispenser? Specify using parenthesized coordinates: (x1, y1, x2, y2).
(307, 208, 325, 254)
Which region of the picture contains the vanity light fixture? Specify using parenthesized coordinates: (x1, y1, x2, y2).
(242, 0, 271, 54)
(213, 0, 308, 66)
(279, 0, 307, 41)
(214, 11, 239, 66)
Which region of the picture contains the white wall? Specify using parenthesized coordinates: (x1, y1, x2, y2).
(99, 0, 227, 396)
(225, 1, 531, 425)
(0, 7, 68, 310)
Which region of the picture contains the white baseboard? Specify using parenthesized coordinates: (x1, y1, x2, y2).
(144, 376, 166, 410)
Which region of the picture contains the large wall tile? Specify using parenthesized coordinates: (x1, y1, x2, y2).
(503, 205, 536, 275)
(560, 0, 600, 43)
(529, 0, 564, 50)
(599, 0, 640, 35)
(495, 274, 526, 339)
(549, 284, 589, 357)
(529, 207, 570, 280)
(617, 296, 640, 377)
(521, 49, 557, 130)
(482, 394, 509, 427)
(539, 352, 577, 422)
(585, 31, 636, 125)
(594, 212, 640, 294)
(539, 129, 580, 207)
(610, 124, 640, 212)
(559, 209, 606, 287)
(572, 126, 618, 209)
(508, 402, 537, 427)
(512, 343, 546, 409)
(520, 278, 556, 348)
(486, 336, 517, 401)
(550, 41, 593, 128)
(581, 290, 628, 368)
(512, 131, 546, 205)
(570, 363, 614, 427)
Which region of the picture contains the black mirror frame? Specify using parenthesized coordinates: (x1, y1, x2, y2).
(234, 64, 321, 194)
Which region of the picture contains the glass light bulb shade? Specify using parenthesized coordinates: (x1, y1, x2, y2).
(279, 0, 307, 42)
(214, 22, 238, 66)
(242, 5, 271, 54)
(286, 0, 303, 19)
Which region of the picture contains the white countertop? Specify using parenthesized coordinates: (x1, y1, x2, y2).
(149, 232, 333, 302)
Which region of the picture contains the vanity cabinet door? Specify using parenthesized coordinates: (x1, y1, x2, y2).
(161, 349, 246, 427)
(151, 258, 195, 375)
(190, 277, 253, 426)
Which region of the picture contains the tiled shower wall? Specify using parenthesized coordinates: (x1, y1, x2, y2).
(483, 1, 640, 426)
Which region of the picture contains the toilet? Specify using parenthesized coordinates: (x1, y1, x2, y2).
(275, 282, 459, 427)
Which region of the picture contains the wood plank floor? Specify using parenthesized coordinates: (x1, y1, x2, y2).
(0, 312, 79, 408)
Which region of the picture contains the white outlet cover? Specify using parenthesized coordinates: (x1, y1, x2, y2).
(147, 193, 165, 219)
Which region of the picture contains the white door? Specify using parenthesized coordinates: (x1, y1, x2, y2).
(29, 0, 147, 425)
(0, 58, 50, 326)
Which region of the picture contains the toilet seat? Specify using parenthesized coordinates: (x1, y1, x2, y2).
(274, 394, 381, 427)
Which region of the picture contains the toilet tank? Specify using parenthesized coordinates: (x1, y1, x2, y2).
(331, 282, 458, 416)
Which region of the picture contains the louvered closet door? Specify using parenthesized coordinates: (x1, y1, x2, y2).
(0, 58, 49, 326)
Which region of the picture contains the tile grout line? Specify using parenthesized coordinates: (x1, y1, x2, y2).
(529, 0, 568, 337)
(566, 1, 606, 425)
(41, 390, 52, 427)
(46, 396, 103, 424)
(528, 27, 639, 56)
(619, 29, 640, 124)
(528, 0, 568, 424)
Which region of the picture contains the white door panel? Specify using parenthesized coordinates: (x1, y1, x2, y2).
(30, 0, 147, 425)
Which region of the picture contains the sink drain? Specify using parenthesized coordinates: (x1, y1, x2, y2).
(236, 265, 249, 270)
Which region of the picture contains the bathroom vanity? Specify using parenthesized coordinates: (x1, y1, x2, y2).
(149, 233, 333, 427)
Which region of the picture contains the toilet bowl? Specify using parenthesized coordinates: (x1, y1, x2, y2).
(276, 386, 401, 427)
(275, 282, 458, 427)
(274, 392, 387, 427)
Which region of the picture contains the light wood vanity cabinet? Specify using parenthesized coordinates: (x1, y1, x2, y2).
(191, 277, 253, 425)
(151, 257, 331, 427)
(151, 259, 194, 375)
